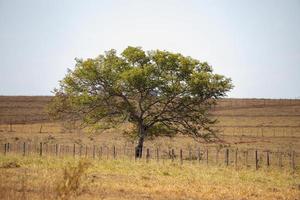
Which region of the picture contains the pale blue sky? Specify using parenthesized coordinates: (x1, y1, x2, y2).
(0, 0, 299, 98)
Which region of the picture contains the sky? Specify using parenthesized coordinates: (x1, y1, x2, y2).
(0, 0, 299, 98)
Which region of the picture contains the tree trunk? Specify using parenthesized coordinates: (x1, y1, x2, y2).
(135, 136, 144, 158)
(135, 124, 146, 158)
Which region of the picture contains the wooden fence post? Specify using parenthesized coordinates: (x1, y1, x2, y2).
(39, 142, 43, 156)
(39, 124, 43, 133)
(73, 144, 76, 158)
(180, 149, 183, 165)
(255, 150, 259, 170)
(134, 146, 137, 161)
(171, 149, 175, 162)
(23, 142, 26, 156)
(99, 146, 103, 159)
(146, 148, 150, 163)
(266, 151, 270, 167)
(7, 143, 10, 153)
(79, 145, 82, 157)
(197, 147, 201, 163)
(206, 149, 209, 165)
(235, 148, 238, 169)
(225, 149, 229, 166)
(291, 151, 295, 171)
(245, 150, 248, 167)
(4, 143, 7, 155)
(60, 145, 64, 157)
(66, 145, 68, 156)
(55, 144, 58, 156)
(113, 146, 116, 159)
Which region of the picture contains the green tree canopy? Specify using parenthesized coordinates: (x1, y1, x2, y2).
(49, 46, 233, 157)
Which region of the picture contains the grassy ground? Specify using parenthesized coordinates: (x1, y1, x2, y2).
(0, 155, 299, 200)
(1, 97, 300, 199)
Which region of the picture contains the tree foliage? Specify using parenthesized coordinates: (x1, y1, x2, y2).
(49, 46, 233, 157)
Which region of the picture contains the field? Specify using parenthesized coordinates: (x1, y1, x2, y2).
(0, 155, 299, 200)
(1, 96, 300, 150)
(0, 96, 300, 199)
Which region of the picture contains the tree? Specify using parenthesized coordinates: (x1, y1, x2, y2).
(49, 46, 233, 158)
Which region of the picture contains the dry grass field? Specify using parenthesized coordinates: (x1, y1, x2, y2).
(0, 155, 299, 200)
(0, 96, 300, 199)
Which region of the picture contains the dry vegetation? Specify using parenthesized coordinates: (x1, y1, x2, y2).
(0, 155, 299, 200)
(0, 96, 300, 199)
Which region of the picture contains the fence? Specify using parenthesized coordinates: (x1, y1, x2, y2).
(1, 122, 300, 138)
(1, 141, 298, 171)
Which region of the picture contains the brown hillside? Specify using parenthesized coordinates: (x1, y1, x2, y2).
(0, 96, 300, 152)
(1, 96, 300, 134)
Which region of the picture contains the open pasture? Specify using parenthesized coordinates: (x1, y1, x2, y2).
(0, 96, 300, 199)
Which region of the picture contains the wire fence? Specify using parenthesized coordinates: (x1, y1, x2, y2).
(1, 122, 300, 138)
(1, 141, 298, 171)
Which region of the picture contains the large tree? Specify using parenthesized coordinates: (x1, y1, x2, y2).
(49, 46, 233, 158)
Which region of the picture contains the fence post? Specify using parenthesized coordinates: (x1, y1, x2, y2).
(7, 143, 10, 153)
(60, 145, 64, 157)
(113, 146, 116, 159)
(99, 146, 103, 159)
(146, 148, 150, 163)
(197, 147, 201, 163)
(65, 145, 68, 156)
(189, 149, 192, 161)
(171, 149, 175, 162)
(39, 142, 43, 156)
(55, 144, 58, 156)
(180, 149, 183, 165)
(245, 150, 248, 167)
(206, 149, 209, 165)
(45, 144, 48, 155)
(235, 149, 238, 169)
(39, 124, 43, 133)
(156, 148, 159, 162)
(134, 146, 137, 161)
(23, 142, 26, 156)
(225, 149, 229, 166)
(78, 145, 81, 157)
(73, 144, 76, 158)
(266, 151, 270, 167)
(255, 150, 259, 170)
(4, 143, 7, 155)
(291, 151, 295, 171)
